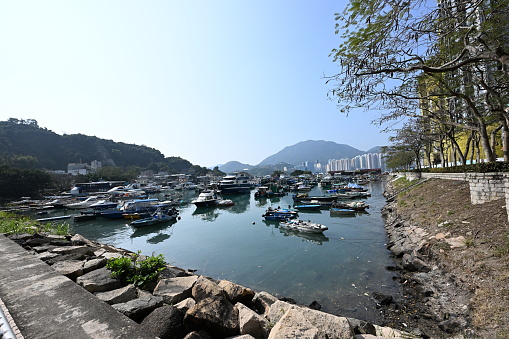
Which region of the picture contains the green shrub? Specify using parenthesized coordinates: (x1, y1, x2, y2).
(106, 251, 166, 288)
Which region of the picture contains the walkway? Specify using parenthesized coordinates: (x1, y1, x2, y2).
(0, 234, 155, 339)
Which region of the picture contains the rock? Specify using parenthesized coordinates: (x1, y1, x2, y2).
(51, 259, 84, 280)
(159, 265, 192, 279)
(235, 302, 269, 339)
(45, 252, 87, 265)
(140, 304, 187, 339)
(372, 292, 393, 306)
(95, 284, 138, 305)
(438, 316, 467, 333)
(76, 267, 122, 293)
(346, 318, 376, 335)
(191, 276, 226, 302)
(308, 301, 321, 310)
(184, 296, 239, 337)
(218, 280, 256, 305)
(253, 291, 278, 315)
(183, 331, 212, 339)
(175, 298, 196, 313)
(267, 300, 298, 324)
(153, 275, 199, 304)
(112, 293, 164, 323)
(49, 245, 95, 256)
(82, 257, 107, 273)
(267, 309, 319, 339)
(71, 234, 96, 246)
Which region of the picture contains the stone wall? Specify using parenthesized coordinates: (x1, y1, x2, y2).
(395, 171, 509, 220)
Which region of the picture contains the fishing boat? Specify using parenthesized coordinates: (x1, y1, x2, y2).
(279, 219, 328, 234)
(129, 208, 179, 228)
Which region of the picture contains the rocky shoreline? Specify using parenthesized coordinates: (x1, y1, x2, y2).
(5, 230, 419, 339)
(380, 180, 475, 339)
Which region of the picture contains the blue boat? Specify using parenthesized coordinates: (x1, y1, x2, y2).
(262, 208, 298, 221)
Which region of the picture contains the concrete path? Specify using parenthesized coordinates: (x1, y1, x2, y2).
(0, 234, 155, 339)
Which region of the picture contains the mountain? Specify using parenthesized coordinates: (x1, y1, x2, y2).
(257, 140, 368, 166)
(218, 161, 253, 173)
(0, 118, 197, 173)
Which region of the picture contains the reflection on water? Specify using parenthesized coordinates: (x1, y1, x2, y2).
(278, 228, 329, 245)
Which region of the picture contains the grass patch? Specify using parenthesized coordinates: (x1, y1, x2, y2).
(0, 211, 70, 236)
(106, 250, 167, 289)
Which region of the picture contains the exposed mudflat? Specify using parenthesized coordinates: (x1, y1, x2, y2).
(381, 178, 509, 338)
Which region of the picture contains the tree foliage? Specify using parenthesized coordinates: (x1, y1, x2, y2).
(0, 119, 203, 174)
(0, 165, 52, 198)
(329, 0, 509, 164)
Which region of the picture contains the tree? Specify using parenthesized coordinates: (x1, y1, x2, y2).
(328, 0, 509, 163)
(0, 165, 52, 198)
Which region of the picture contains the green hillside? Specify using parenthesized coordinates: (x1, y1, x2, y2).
(0, 118, 197, 173)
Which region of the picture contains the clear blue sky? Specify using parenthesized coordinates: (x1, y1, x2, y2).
(0, 1, 390, 168)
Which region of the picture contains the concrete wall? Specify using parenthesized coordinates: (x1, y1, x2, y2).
(395, 172, 509, 220)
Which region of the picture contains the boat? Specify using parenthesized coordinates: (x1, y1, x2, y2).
(36, 215, 72, 222)
(217, 172, 253, 195)
(192, 190, 220, 207)
(262, 207, 298, 221)
(217, 199, 234, 207)
(293, 204, 322, 210)
(279, 219, 328, 234)
(65, 196, 103, 209)
(329, 208, 356, 215)
(99, 198, 161, 219)
(332, 201, 369, 211)
(129, 208, 179, 228)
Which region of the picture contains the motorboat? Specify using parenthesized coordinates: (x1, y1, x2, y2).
(129, 208, 179, 228)
(262, 207, 298, 221)
(192, 190, 220, 207)
(65, 196, 103, 209)
(279, 219, 328, 234)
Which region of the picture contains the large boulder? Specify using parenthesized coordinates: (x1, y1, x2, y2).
(184, 296, 239, 337)
(140, 304, 187, 339)
(112, 292, 164, 323)
(218, 280, 256, 305)
(235, 302, 269, 339)
(76, 267, 121, 292)
(253, 291, 278, 315)
(51, 259, 84, 280)
(268, 303, 354, 339)
(95, 284, 138, 305)
(153, 275, 199, 304)
(191, 276, 226, 302)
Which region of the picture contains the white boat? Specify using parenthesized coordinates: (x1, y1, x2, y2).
(65, 196, 103, 209)
(192, 190, 220, 207)
(217, 199, 234, 207)
(279, 219, 328, 233)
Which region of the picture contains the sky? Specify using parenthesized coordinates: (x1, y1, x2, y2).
(0, 1, 391, 168)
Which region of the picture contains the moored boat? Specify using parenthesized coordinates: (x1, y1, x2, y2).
(192, 190, 220, 207)
(279, 219, 328, 234)
(129, 208, 179, 228)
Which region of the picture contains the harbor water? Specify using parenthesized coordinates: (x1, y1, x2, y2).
(58, 180, 400, 323)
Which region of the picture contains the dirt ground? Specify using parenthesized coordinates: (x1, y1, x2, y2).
(389, 178, 509, 338)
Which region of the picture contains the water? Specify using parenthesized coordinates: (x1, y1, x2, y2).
(61, 180, 400, 322)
